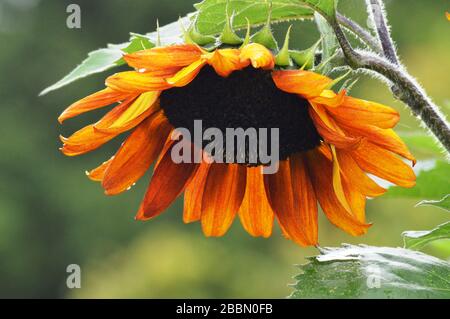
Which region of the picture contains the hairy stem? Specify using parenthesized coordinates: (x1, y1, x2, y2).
(336, 13, 382, 54)
(330, 19, 450, 153)
(366, 0, 399, 64)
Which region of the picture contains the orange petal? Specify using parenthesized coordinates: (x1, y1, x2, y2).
(309, 104, 362, 149)
(306, 149, 371, 236)
(136, 143, 200, 221)
(326, 96, 400, 129)
(310, 89, 346, 108)
(124, 44, 203, 70)
(239, 43, 275, 70)
(342, 179, 367, 223)
(106, 71, 171, 93)
(166, 59, 207, 87)
(205, 49, 249, 77)
(289, 154, 319, 245)
(60, 125, 118, 156)
(264, 157, 318, 246)
(272, 70, 333, 98)
(94, 91, 161, 133)
(86, 157, 114, 182)
(338, 122, 416, 164)
(201, 163, 247, 237)
(238, 167, 274, 238)
(336, 149, 386, 197)
(58, 88, 133, 123)
(352, 140, 416, 188)
(330, 145, 353, 213)
(183, 162, 211, 223)
(102, 112, 172, 195)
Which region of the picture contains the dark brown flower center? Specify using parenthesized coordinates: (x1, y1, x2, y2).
(160, 66, 322, 165)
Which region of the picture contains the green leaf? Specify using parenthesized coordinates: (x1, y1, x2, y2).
(123, 34, 155, 54)
(41, 16, 192, 95)
(194, 0, 314, 35)
(290, 244, 450, 299)
(39, 46, 126, 96)
(416, 194, 450, 212)
(386, 160, 450, 199)
(297, 0, 337, 20)
(403, 222, 450, 250)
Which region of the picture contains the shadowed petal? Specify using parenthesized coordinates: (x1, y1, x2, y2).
(306, 149, 371, 236)
(136, 143, 200, 221)
(102, 112, 172, 195)
(201, 164, 247, 237)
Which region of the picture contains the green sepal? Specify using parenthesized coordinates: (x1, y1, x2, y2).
(240, 18, 251, 48)
(326, 69, 352, 89)
(218, 2, 243, 45)
(187, 18, 216, 46)
(289, 37, 321, 70)
(251, 3, 278, 50)
(275, 25, 293, 66)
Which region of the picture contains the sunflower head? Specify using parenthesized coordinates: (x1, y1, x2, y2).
(58, 19, 416, 247)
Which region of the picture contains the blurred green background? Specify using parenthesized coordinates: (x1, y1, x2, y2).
(0, 0, 448, 298)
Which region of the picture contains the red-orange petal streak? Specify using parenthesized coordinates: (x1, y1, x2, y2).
(264, 157, 318, 246)
(238, 167, 274, 238)
(183, 162, 211, 223)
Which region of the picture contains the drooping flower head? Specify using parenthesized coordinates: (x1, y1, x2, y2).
(58, 22, 416, 247)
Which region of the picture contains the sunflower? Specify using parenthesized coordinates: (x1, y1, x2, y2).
(59, 42, 416, 247)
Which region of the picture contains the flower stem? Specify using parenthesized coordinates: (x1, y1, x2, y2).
(336, 13, 382, 54)
(330, 19, 450, 153)
(366, 0, 399, 65)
